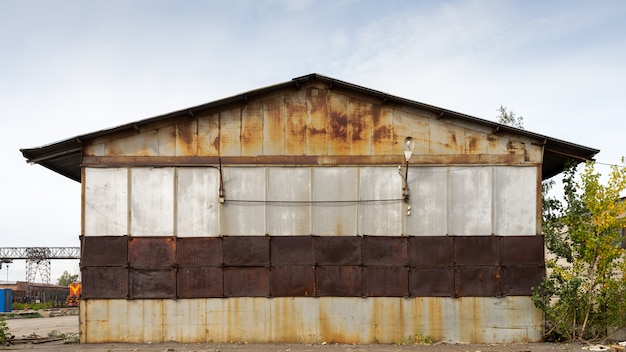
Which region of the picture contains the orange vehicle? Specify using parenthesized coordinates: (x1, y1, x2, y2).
(66, 282, 81, 307)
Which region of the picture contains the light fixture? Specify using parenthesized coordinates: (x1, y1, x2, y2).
(404, 136, 414, 162)
(402, 136, 414, 204)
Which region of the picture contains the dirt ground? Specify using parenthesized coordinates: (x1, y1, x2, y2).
(1, 315, 597, 352)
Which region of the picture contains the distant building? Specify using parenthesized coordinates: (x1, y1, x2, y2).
(0, 281, 68, 303)
(21, 74, 599, 344)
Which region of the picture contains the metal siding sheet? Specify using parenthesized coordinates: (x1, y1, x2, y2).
(84, 168, 128, 236)
(284, 89, 307, 155)
(305, 87, 328, 155)
(405, 167, 448, 236)
(130, 268, 177, 299)
(362, 236, 407, 266)
(502, 265, 545, 296)
(241, 101, 264, 156)
(177, 267, 223, 298)
(454, 236, 499, 265)
(157, 124, 176, 156)
(105, 129, 159, 156)
(449, 167, 492, 236)
(311, 167, 357, 236)
(358, 167, 403, 236)
(270, 236, 315, 265)
(128, 237, 176, 267)
(348, 98, 373, 155)
(270, 266, 315, 297)
(363, 266, 408, 297)
(82, 236, 128, 267)
(316, 266, 362, 297)
(429, 120, 466, 155)
(177, 237, 222, 266)
(223, 236, 269, 266)
(176, 167, 220, 237)
(197, 112, 220, 156)
(456, 266, 501, 297)
(371, 105, 393, 155)
(315, 236, 361, 265)
(262, 96, 286, 155)
(267, 168, 311, 236)
(408, 236, 454, 267)
(327, 93, 350, 155)
(219, 108, 242, 156)
(494, 167, 537, 236)
(222, 167, 266, 236)
(409, 268, 455, 297)
(130, 167, 175, 236)
(223, 267, 270, 297)
(393, 109, 430, 155)
(499, 236, 545, 265)
(81, 267, 128, 299)
(175, 119, 198, 157)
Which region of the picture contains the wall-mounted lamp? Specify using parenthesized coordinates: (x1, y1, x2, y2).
(402, 136, 414, 203)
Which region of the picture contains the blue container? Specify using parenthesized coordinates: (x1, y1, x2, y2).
(0, 288, 12, 313)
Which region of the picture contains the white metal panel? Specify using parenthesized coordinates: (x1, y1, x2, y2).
(222, 167, 266, 236)
(267, 168, 311, 236)
(176, 168, 220, 237)
(358, 167, 403, 236)
(449, 167, 493, 236)
(84, 168, 128, 236)
(494, 167, 537, 235)
(130, 168, 175, 236)
(312, 168, 358, 236)
(406, 167, 447, 236)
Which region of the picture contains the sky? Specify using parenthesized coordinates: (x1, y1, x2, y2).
(1, 0, 625, 283)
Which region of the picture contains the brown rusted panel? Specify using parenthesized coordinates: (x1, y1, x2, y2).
(454, 236, 498, 265)
(241, 101, 264, 156)
(284, 90, 307, 155)
(129, 268, 176, 299)
(363, 266, 408, 297)
(499, 236, 545, 265)
(223, 267, 269, 297)
(456, 266, 501, 297)
(270, 236, 315, 266)
(372, 105, 394, 155)
(270, 266, 315, 297)
(197, 113, 220, 156)
(82, 236, 128, 267)
(176, 119, 198, 157)
(305, 87, 328, 155)
(128, 237, 176, 268)
(177, 237, 222, 266)
(223, 236, 270, 267)
(315, 236, 361, 265)
(502, 265, 545, 296)
(177, 267, 223, 298)
(408, 236, 453, 267)
(348, 99, 372, 155)
(81, 267, 128, 299)
(362, 236, 407, 266)
(409, 268, 455, 297)
(316, 265, 362, 297)
(327, 93, 350, 155)
(219, 108, 242, 156)
(262, 96, 285, 155)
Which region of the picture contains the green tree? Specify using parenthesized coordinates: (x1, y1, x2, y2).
(496, 105, 524, 129)
(56, 270, 79, 287)
(533, 160, 626, 340)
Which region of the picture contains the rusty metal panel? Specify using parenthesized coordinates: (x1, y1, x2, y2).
(222, 167, 266, 236)
(408, 236, 453, 267)
(130, 167, 175, 236)
(315, 236, 361, 265)
(82, 236, 128, 267)
(371, 105, 393, 155)
(157, 124, 176, 156)
(262, 96, 286, 155)
(316, 266, 362, 296)
(464, 129, 488, 154)
(176, 167, 220, 237)
(348, 98, 373, 155)
(219, 108, 242, 156)
(409, 268, 454, 297)
(270, 266, 315, 297)
(197, 112, 219, 156)
(494, 167, 537, 236)
(358, 167, 403, 236)
(130, 268, 176, 299)
(405, 167, 448, 236)
(363, 266, 408, 297)
(105, 129, 159, 156)
(175, 120, 198, 157)
(500, 236, 544, 265)
(362, 236, 407, 266)
(284, 89, 307, 155)
(84, 167, 128, 236)
(81, 267, 128, 299)
(223, 236, 269, 266)
(456, 266, 501, 297)
(128, 237, 176, 267)
(267, 168, 311, 236)
(312, 167, 357, 236)
(454, 236, 498, 265)
(177, 267, 223, 298)
(327, 93, 350, 155)
(270, 236, 314, 265)
(502, 265, 544, 296)
(392, 108, 430, 156)
(177, 237, 222, 266)
(241, 101, 264, 156)
(305, 87, 328, 155)
(223, 267, 269, 297)
(449, 167, 492, 236)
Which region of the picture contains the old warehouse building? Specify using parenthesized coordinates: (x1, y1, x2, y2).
(22, 74, 598, 344)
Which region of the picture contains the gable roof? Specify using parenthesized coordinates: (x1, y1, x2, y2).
(21, 73, 599, 182)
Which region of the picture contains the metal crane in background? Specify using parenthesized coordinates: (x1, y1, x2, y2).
(0, 247, 80, 284)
